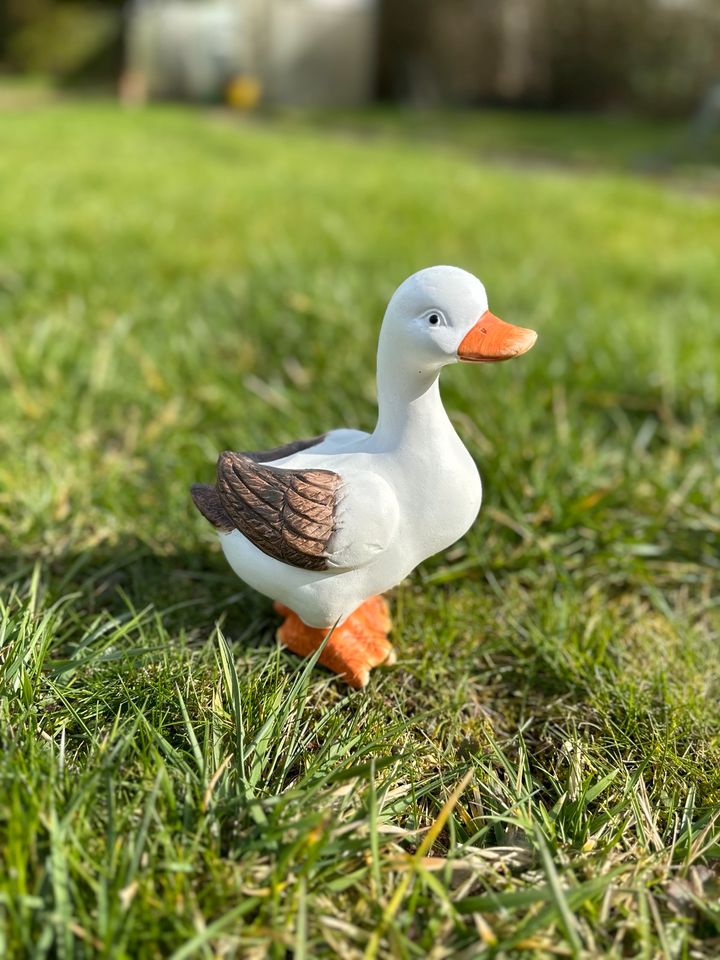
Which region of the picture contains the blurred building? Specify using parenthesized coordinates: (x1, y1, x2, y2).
(2, 0, 715, 115)
(124, 0, 378, 106)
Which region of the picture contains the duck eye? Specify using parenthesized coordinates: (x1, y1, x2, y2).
(428, 313, 440, 326)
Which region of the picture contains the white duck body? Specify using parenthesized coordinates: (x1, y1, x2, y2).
(219, 405, 481, 628)
(216, 266, 536, 628)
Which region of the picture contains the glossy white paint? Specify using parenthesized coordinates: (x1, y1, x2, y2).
(219, 266, 529, 627)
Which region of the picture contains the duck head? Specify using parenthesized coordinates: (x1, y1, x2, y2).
(380, 265, 537, 372)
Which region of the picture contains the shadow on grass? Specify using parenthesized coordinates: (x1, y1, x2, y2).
(0, 536, 277, 653)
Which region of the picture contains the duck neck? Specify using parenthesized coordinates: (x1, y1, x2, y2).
(370, 345, 451, 451)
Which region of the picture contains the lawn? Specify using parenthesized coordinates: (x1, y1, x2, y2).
(0, 102, 719, 958)
(283, 105, 720, 172)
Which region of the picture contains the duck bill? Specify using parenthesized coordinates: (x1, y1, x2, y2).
(457, 310, 537, 363)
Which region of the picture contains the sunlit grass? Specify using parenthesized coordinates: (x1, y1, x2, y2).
(284, 104, 720, 171)
(0, 103, 718, 957)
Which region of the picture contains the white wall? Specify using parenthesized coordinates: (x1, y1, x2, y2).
(126, 0, 378, 106)
(262, 0, 377, 106)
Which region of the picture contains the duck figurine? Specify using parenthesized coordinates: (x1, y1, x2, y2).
(191, 266, 537, 688)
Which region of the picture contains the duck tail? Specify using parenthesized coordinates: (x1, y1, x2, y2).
(190, 483, 233, 532)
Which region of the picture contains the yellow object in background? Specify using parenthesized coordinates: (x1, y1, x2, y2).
(226, 75, 262, 110)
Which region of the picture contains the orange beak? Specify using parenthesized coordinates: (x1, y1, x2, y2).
(457, 310, 537, 363)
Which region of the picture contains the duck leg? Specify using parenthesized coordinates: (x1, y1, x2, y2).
(274, 596, 395, 689)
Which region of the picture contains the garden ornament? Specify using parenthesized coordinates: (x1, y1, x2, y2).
(192, 266, 537, 687)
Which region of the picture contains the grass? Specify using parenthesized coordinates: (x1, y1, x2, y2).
(0, 101, 719, 957)
(281, 105, 720, 173)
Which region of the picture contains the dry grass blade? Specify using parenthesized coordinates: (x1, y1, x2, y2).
(364, 770, 475, 959)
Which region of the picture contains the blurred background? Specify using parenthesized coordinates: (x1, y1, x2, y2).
(0, 0, 719, 121)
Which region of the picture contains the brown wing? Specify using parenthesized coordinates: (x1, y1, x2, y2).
(192, 450, 341, 572)
(244, 433, 326, 463)
(191, 433, 327, 542)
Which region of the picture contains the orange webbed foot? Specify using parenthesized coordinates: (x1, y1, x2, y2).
(274, 596, 394, 688)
